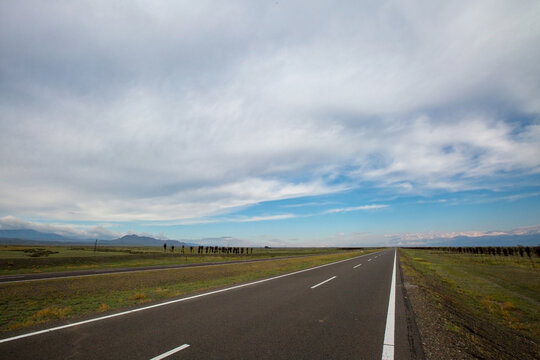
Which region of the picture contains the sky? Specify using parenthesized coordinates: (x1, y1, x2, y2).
(1, 1, 540, 246)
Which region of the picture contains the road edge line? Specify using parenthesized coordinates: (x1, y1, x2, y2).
(381, 248, 397, 360)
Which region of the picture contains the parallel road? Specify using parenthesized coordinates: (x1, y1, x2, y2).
(0, 249, 424, 359)
(0, 254, 322, 283)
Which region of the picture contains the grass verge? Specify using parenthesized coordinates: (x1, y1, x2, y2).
(0, 245, 354, 275)
(400, 248, 539, 359)
(0, 249, 375, 334)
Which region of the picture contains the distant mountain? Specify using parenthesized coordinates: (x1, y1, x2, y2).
(0, 229, 198, 247)
(429, 234, 540, 247)
(106, 234, 163, 246)
(0, 229, 74, 242)
(102, 234, 198, 247)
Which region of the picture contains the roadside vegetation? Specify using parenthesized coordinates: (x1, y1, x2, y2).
(0, 245, 354, 276)
(400, 248, 539, 360)
(0, 248, 376, 333)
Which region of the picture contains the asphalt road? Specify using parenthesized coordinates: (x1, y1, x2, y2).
(0, 249, 424, 359)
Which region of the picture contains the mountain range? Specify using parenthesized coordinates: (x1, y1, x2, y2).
(0, 228, 538, 247)
(0, 230, 197, 247)
(428, 234, 540, 247)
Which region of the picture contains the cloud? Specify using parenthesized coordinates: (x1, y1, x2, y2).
(3, 215, 540, 247)
(226, 214, 297, 223)
(383, 225, 540, 245)
(0, 216, 120, 240)
(0, 1, 539, 222)
(281, 201, 338, 208)
(323, 205, 389, 214)
(300, 225, 540, 248)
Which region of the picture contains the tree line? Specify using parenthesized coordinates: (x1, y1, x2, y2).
(162, 243, 253, 255)
(407, 246, 540, 258)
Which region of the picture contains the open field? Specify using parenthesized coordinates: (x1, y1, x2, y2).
(0, 249, 376, 333)
(400, 248, 539, 359)
(0, 245, 357, 276)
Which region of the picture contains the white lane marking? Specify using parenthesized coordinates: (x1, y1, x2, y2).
(368, 259, 372, 262)
(0, 251, 381, 344)
(353, 264, 362, 269)
(381, 249, 397, 360)
(310, 276, 337, 289)
(150, 344, 190, 360)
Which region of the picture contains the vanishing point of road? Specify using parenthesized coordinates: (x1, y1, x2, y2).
(0, 249, 424, 359)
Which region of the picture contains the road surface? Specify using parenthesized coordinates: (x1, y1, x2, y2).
(0, 249, 424, 359)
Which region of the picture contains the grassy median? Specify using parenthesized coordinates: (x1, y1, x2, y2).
(0, 245, 351, 275)
(400, 248, 539, 359)
(0, 249, 375, 333)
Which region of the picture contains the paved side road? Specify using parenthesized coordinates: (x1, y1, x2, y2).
(0, 249, 424, 359)
(0, 254, 319, 283)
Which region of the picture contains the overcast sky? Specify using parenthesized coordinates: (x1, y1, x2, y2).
(1, 1, 539, 246)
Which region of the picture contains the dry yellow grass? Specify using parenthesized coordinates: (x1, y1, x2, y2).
(36, 305, 71, 319)
(131, 292, 146, 301)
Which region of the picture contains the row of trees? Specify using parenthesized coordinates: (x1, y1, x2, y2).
(163, 243, 253, 255)
(409, 246, 540, 258)
(447, 246, 539, 257)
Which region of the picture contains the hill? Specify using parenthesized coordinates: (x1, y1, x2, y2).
(0, 229, 197, 247)
(429, 233, 540, 247)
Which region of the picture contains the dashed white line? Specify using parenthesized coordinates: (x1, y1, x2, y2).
(150, 344, 190, 360)
(381, 249, 397, 360)
(368, 259, 372, 262)
(311, 276, 337, 289)
(353, 264, 362, 269)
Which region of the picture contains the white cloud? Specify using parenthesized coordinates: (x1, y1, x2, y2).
(226, 214, 297, 223)
(0, 216, 120, 240)
(324, 205, 388, 214)
(2, 215, 539, 247)
(300, 225, 540, 247)
(0, 1, 539, 222)
(281, 201, 338, 208)
(384, 225, 540, 245)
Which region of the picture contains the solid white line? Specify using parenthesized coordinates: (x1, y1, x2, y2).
(381, 249, 397, 360)
(0, 251, 380, 344)
(310, 275, 337, 289)
(353, 264, 362, 269)
(149, 344, 190, 360)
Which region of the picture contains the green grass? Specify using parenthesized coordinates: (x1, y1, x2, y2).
(0, 249, 377, 333)
(0, 246, 135, 258)
(0, 245, 358, 275)
(400, 249, 539, 359)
